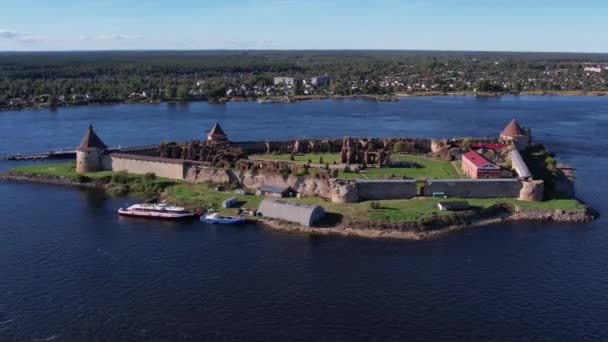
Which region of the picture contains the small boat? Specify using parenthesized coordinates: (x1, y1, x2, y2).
(201, 213, 246, 224)
(118, 203, 196, 219)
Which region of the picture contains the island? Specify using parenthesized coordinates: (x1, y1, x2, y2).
(1, 119, 598, 240)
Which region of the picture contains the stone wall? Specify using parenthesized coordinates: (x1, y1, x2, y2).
(423, 179, 522, 198)
(355, 179, 417, 200)
(510, 149, 532, 178)
(76, 149, 103, 173)
(103, 154, 186, 180)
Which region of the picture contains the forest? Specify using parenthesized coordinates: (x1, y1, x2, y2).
(1, 50, 607, 109)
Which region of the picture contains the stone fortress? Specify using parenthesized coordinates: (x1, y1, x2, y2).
(76, 118, 544, 203)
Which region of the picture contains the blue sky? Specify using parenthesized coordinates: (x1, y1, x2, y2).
(1, 0, 607, 52)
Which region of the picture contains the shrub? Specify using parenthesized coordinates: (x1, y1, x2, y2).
(105, 182, 129, 196)
(343, 165, 351, 173)
(461, 138, 473, 149)
(393, 141, 415, 153)
(73, 174, 91, 183)
(144, 172, 156, 181)
(483, 150, 496, 161)
(111, 171, 130, 184)
(319, 156, 324, 164)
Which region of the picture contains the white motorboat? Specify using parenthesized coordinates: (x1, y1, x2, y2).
(201, 213, 246, 224)
(118, 203, 196, 219)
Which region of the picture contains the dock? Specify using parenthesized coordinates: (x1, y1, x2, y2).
(0, 147, 120, 161)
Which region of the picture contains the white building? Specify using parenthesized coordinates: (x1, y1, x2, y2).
(584, 66, 603, 73)
(274, 77, 296, 86)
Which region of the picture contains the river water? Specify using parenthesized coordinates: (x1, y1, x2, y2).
(1, 96, 607, 341)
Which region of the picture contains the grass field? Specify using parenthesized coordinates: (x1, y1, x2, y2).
(10, 162, 116, 179)
(166, 182, 263, 213)
(249, 153, 342, 164)
(250, 153, 461, 180)
(339, 154, 461, 180)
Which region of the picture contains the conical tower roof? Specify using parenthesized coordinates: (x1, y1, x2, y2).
(207, 122, 227, 141)
(501, 118, 524, 137)
(77, 124, 107, 150)
(209, 122, 226, 136)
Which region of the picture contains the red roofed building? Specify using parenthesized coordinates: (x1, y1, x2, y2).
(461, 151, 501, 179)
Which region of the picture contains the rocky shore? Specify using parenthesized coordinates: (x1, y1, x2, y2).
(2, 171, 598, 241)
(258, 204, 598, 240)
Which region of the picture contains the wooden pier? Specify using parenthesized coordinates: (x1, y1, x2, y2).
(0, 148, 76, 161)
(1, 147, 123, 161)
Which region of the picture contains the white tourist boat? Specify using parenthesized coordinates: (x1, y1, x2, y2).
(201, 213, 246, 224)
(118, 203, 196, 219)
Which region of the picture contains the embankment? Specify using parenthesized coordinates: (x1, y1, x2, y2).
(258, 204, 599, 240)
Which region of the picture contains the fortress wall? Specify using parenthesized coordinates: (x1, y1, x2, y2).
(424, 179, 522, 198)
(510, 149, 532, 178)
(103, 154, 185, 180)
(356, 180, 417, 200)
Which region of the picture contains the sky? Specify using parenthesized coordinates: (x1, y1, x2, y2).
(1, 0, 607, 52)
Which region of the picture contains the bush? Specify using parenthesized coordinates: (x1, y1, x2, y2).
(73, 174, 91, 183)
(294, 168, 309, 177)
(393, 141, 415, 153)
(111, 171, 130, 184)
(144, 172, 156, 181)
(461, 138, 473, 149)
(344, 165, 351, 173)
(483, 150, 496, 161)
(319, 156, 324, 164)
(105, 182, 129, 196)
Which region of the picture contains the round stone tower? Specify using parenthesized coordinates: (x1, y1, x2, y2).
(76, 124, 108, 173)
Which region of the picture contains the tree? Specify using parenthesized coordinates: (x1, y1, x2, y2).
(177, 85, 191, 100)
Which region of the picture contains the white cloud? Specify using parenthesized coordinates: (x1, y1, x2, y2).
(95, 34, 143, 41)
(0, 30, 43, 43)
(0, 30, 20, 39)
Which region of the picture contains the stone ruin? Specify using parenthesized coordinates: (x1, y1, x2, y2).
(158, 140, 247, 168)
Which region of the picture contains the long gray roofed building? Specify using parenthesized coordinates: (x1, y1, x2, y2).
(258, 198, 326, 227)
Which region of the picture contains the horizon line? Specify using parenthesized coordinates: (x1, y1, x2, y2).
(1, 48, 608, 55)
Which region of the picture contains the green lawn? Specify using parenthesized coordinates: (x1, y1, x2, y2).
(274, 196, 584, 223)
(249, 153, 342, 164)
(337, 154, 461, 180)
(10, 162, 115, 179)
(248, 153, 460, 180)
(166, 182, 263, 213)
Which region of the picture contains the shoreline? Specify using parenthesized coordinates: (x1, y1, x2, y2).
(1, 171, 598, 241)
(2, 90, 608, 113)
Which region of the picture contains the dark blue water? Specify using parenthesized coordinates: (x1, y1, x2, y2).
(1, 96, 607, 341)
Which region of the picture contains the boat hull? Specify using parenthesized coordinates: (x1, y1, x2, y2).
(200, 217, 246, 224)
(118, 209, 196, 220)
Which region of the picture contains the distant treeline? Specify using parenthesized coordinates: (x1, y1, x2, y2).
(1, 50, 607, 108)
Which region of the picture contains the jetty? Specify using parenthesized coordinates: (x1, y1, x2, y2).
(1, 147, 119, 161)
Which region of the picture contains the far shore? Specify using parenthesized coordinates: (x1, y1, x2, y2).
(2, 90, 608, 113)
